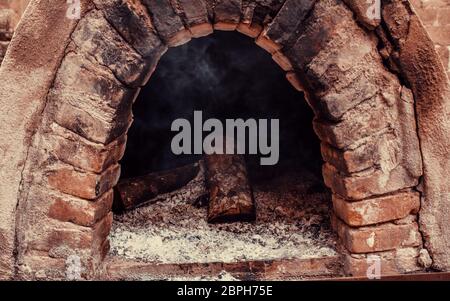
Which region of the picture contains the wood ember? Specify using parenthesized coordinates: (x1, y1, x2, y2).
(114, 162, 200, 211)
(205, 154, 256, 223)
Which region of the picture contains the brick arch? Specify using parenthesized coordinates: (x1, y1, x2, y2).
(1, 0, 447, 280)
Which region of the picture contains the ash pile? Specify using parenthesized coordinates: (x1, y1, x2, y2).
(110, 155, 337, 264)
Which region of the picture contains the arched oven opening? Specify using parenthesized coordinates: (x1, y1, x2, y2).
(109, 32, 338, 279)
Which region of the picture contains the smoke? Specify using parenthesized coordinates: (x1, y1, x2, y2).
(121, 31, 322, 178)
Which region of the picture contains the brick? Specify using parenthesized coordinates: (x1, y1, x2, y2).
(213, 0, 242, 31)
(290, 2, 386, 121)
(167, 29, 192, 47)
(142, 0, 191, 46)
(236, 2, 254, 32)
(303, 28, 382, 120)
(93, 213, 114, 246)
(25, 213, 113, 276)
(94, 0, 167, 60)
(240, 0, 256, 25)
(177, 0, 210, 27)
(0, 245, 13, 280)
(285, 1, 350, 71)
(396, 87, 423, 179)
(20, 255, 67, 280)
(189, 23, 214, 38)
(53, 51, 139, 111)
(21, 187, 113, 267)
(313, 97, 390, 149)
(236, 22, 262, 38)
(332, 191, 421, 226)
(48, 190, 113, 227)
(322, 163, 419, 200)
(262, 0, 315, 47)
(27, 216, 104, 253)
(235, 2, 261, 37)
(332, 215, 421, 253)
(343, 248, 422, 277)
(99, 239, 111, 261)
(263, 257, 342, 280)
(214, 21, 238, 31)
(214, 0, 242, 25)
(72, 10, 151, 87)
(250, 1, 285, 26)
(47, 163, 120, 200)
(49, 124, 127, 173)
(272, 51, 293, 71)
(50, 51, 135, 144)
(53, 99, 132, 145)
(321, 142, 373, 174)
(314, 73, 380, 121)
(320, 131, 401, 174)
(255, 34, 281, 54)
(393, 215, 418, 225)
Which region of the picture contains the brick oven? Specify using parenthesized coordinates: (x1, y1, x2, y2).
(0, 0, 449, 280)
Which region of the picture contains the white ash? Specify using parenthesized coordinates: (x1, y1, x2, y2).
(110, 167, 338, 264)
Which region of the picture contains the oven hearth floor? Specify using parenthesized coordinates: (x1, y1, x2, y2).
(107, 167, 340, 280)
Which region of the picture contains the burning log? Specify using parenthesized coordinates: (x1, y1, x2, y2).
(113, 162, 200, 211)
(205, 154, 256, 223)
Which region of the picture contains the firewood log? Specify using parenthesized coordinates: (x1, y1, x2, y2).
(204, 154, 256, 223)
(113, 162, 200, 211)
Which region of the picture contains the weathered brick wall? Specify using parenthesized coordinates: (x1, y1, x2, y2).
(411, 0, 450, 78)
(0, 0, 448, 279)
(1, 0, 449, 71)
(9, 0, 425, 279)
(1, 0, 449, 68)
